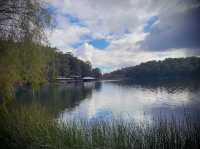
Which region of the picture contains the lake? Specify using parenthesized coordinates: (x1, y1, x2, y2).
(16, 79, 200, 123)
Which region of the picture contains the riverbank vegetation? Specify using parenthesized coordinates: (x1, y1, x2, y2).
(0, 103, 200, 149)
(0, 0, 52, 102)
(0, 42, 101, 102)
(0, 0, 101, 102)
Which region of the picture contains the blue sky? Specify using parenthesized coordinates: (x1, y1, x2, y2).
(46, 0, 200, 73)
(71, 35, 110, 49)
(143, 16, 158, 33)
(89, 39, 110, 49)
(65, 14, 86, 27)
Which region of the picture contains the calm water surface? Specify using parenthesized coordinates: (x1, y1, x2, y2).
(16, 80, 200, 123)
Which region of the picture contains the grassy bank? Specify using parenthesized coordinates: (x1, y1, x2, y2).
(0, 104, 200, 149)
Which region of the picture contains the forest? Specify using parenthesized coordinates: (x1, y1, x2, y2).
(104, 57, 200, 80)
(0, 0, 101, 102)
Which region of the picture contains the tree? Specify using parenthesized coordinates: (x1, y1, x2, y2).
(0, 0, 52, 42)
(0, 0, 53, 102)
(55, 53, 71, 77)
(80, 61, 92, 77)
(92, 68, 102, 79)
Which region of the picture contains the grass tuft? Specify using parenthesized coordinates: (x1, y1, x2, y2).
(0, 104, 200, 149)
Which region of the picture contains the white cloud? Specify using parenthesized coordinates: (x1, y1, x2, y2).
(45, 0, 198, 38)
(74, 32, 187, 73)
(44, 0, 199, 72)
(46, 15, 90, 51)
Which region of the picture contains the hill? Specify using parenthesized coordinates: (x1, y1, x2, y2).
(103, 57, 200, 80)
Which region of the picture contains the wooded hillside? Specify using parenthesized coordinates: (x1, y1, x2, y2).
(103, 57, 200, 80)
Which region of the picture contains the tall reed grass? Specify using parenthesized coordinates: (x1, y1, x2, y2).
(0, 103, 200, 149)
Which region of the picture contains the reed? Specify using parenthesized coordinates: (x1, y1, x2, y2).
(0, 104, 200, 149)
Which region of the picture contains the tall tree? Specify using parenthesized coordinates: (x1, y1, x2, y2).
(0, 0, 52, 42)
(0, 0, 53, 102)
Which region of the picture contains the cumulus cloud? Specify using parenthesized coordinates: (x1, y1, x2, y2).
(44, 0, 200, 72)
(46, 24, 90, 51)
(74, 36, 187, 73)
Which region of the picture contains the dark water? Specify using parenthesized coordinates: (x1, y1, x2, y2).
(16, 79, 200, 123)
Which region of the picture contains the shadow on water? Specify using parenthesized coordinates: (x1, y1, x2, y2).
(15, 82, 102, 116)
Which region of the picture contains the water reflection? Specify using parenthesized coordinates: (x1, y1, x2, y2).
(16, 79, 200, 123)
(60, 79, 200, 123)
(16, 82, 101, 115)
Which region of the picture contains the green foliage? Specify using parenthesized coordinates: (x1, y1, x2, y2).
(43, 47, 58, 81)
(0, 0, 102, 102)
(0, 40, 55, 101)
(0, 104, 56, 149)
(0, 39, 101, 102)
(0, 0, 53, 102)
(0, 103, 200, 149)
(104, 57, 200, 80)
(0, 41, 20, 101)
(53, 52, 101, 78)
(18, 42, 48, 88)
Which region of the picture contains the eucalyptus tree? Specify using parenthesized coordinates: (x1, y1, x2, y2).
(0, 0, 53, 102)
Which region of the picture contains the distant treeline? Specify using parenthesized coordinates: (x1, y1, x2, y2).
(104, 57, 200, 80)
